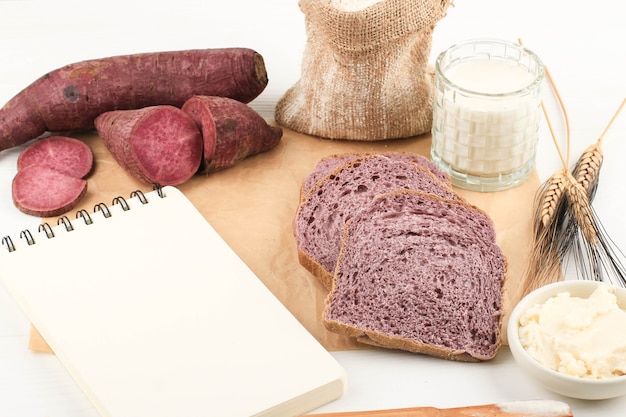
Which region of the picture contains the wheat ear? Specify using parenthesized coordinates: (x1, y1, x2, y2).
(524, 166, 569, 293)
(564, 170, 597, 244)
(535, 168, 566, 232)
(572, 142, 603, 196)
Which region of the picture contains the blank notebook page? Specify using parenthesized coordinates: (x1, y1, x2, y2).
(0, 186, 345, 417)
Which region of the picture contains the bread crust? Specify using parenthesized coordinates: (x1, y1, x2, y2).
(297, 249, 334, 291)
(324, 318, 482, 362)
(299, 151, 451, 201)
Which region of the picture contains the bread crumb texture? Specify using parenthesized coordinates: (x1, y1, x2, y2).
(325, 190, 506, 361)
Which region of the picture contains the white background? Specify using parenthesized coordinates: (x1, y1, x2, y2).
(0, 0, 625, 415)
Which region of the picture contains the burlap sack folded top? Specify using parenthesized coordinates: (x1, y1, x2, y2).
(275, 0, 451, 141)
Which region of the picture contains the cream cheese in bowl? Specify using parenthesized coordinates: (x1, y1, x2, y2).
(518, 284, 626, 379)
(508, 280, 626, 399)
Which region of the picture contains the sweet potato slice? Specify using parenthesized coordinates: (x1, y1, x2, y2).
(0, 48, 268, 151)
(182, 95, 283, 173)
(17, 135, 93, 178)
(12, 165, 88, 217)
(94, 105, 203, 186)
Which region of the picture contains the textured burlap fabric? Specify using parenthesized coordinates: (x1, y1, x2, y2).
(275, 0, 451, 141)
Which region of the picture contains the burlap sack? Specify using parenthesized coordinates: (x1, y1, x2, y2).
(275, 0, 451, 141)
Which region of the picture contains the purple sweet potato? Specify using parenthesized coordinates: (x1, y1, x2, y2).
(17, 135, 93, 178)
(12, 165, 88, 217)
(94, 105, 203, 186)
(181, 95, 282, 173)
(0, 48, 268, 152)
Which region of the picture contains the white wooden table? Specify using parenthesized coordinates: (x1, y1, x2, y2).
(1, 1, 625, 415)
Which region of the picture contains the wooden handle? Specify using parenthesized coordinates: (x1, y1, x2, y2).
(304, 406, 438, 417)
(304, 400, 573, 417)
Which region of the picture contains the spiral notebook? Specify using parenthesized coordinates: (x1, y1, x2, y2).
(0, 186, 345, 417)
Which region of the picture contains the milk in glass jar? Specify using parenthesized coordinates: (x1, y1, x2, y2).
(431, 39, 544, 192)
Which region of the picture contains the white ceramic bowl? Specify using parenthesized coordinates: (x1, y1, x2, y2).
(508, 280, 626, 400)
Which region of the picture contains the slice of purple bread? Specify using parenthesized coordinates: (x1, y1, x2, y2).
(323, 190, 506, 362)
(294, 154, 459, 290)
(301, 151, 450, 198)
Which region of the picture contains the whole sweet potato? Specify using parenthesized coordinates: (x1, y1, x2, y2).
(182, 95, 282, 173)
(0, 48, 268, 152)
(95, 105, 203, 186)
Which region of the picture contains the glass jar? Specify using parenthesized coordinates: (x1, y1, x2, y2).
(431, 39, 545, 192)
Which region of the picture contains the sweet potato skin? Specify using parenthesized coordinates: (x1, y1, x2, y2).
(94, 105, 203, 186)
(0, 48, 268, 151)
(182, 95, 283, 173)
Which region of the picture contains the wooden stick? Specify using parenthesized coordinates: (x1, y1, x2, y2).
(304, 400, 573, 417)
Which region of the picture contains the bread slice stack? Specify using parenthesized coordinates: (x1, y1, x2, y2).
(294, 152, 507, 361)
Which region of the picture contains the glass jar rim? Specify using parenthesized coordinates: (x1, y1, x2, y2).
(435, 38, 545, 98)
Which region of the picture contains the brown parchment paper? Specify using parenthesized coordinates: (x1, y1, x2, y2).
(30, 125, 542, 353)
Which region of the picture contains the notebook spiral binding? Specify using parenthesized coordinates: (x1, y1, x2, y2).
(1, 185, 165, 253)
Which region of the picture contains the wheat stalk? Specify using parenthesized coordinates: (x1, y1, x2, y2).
(531, 79, 569, 231)
(517, 41, 626, 294)
(520, 36, 625, 292)
(519, 47, 571, 293)
(525, 97, 626, 295)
